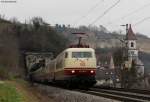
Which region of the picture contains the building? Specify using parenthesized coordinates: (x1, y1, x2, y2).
(96, 53, 117, 86)
(125, 24, 138, 61)
(124, 24, 144, 77)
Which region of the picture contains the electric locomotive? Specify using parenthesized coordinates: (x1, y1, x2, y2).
(27, 33, 97, 88)
(53, 47, 97, 87)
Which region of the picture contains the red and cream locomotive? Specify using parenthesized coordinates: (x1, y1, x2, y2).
(27, 33, 97, 88)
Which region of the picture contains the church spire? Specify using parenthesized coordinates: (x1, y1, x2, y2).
(126, 24, 136, 40)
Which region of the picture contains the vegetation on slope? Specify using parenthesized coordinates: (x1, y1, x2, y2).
(0, 79, 55, 102)
(0, 82, 23, 102)
(0, 16, 68, 79)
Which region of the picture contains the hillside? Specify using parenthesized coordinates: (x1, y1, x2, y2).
(0, 17, 68, 79)
(0, 80, 54, 102)
(55, 25, 150, 53)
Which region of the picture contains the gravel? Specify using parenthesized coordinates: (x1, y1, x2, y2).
(36, 84, 121, 102)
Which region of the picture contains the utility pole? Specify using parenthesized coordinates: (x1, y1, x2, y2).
(120, 24, 129, 88)
(120, 24, 128, 35)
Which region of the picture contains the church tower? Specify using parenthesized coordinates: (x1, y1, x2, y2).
(125, 24, 138, 61)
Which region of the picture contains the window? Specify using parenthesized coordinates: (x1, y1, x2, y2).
(72, 52, 92, 58)
(65, 52, 68, 58)
(131, 42, 134, 47)
(131, 51, 135, 56)
(56, 59, 63, 69)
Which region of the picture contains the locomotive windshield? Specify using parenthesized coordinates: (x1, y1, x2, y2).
(72, 52, 92, 58)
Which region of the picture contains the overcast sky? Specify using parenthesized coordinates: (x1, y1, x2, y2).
(0, 0, 150, 37)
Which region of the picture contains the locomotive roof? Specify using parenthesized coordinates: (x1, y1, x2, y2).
(65, 48, 95, 52)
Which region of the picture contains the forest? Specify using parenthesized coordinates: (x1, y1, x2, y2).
(0, 16, 68, 79)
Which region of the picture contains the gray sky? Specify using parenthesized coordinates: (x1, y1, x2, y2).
(0, 0, 150, 37)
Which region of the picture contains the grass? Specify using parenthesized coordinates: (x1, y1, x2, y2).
(0, 82, 23, 102)
(0, 79, 54, 102)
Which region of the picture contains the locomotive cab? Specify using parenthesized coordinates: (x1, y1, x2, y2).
(63, 48, 96, 76)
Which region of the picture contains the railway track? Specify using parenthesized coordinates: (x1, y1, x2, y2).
(77, 87, 150, 102)
(33, 82, 150, 102)
(94, 87, 150, 95)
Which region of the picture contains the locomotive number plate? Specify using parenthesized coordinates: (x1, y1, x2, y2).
(80, 60, 85, 66)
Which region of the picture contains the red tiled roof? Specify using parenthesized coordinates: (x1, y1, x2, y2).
(126, 24, 136, 40)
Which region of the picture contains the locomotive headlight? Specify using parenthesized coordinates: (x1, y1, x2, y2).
(71, 70, 75, 73)
(90, 70, 94, 73)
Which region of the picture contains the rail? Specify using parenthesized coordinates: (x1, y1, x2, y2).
(76, 87, 150, 102)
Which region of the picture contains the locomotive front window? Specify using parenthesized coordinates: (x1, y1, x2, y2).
(72, 52, 92, 58)
(65, 52, 68, 58)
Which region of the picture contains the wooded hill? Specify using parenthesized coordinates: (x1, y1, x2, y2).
(0, 17, 68, 79)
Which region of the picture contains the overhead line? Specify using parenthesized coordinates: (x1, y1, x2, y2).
(73, 0, 104, 27)
(89, 0, 121, 26)
(134, 17, 150, 26)
(121, 3, 150, 20)
(105, 2, 150, 26)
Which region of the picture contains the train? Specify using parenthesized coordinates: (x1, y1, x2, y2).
(26, 47, 97, 88)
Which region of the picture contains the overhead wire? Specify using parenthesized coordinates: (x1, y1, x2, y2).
(105, 2, 150, 26)
(121, 2, 150, 20)
(134, 17, 150, 26)
(89, 0, 121, 26)
(73, 0, 104, 27)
